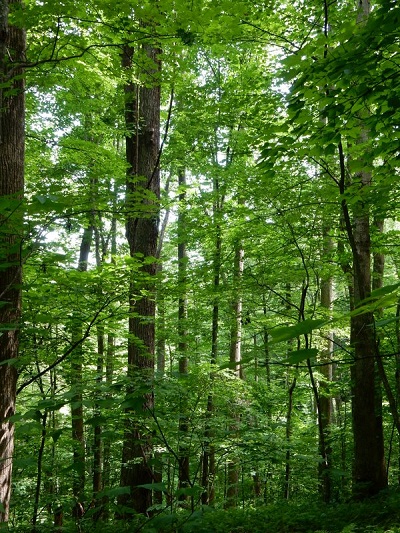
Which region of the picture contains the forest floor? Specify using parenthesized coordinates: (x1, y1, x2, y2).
(8, 488, 400, 532)
(129, 487, 400, 533)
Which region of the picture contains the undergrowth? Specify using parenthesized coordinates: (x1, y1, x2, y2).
(5, 487, 400, 533)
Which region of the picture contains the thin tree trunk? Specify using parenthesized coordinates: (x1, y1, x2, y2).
(284, 374, 296, 500)
(396, 302, 400, 483)
(226, 242, 244, 508)
(32, 411, 47, 531)
(156, 177, 170, 377)
(92, 226, 106, 518)
(102, 209, 117, 518)
(372, 219, 386, 480)
(263, 297, 271, 386)
(103, 333, 115, 487)
(92, 328, 104, 498)
(177, 169, 190, 502)
(0, 0, 25, 522)
(202, 187, 222, 506)
(31, 363, 48, 532)
(284, 285, 295, 500)
(319, 226, 334, 502)
(71, 226, 93, 519)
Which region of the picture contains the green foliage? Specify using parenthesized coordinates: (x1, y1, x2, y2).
(5, 0, 400, 529)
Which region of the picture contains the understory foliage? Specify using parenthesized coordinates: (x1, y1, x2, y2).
(1, 0, 400, 530)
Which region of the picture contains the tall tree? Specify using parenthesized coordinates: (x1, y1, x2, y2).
(345, 0, 387, 497)
(71, 225, 93, 520)
(177, 169, 190, 501)
(226, 241, 244, 508)
(318, 225, 334, 502)
(0, 0, 25, 522)
(119, 32, 161, 515)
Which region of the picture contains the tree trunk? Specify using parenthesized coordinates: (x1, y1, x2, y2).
(226, 242, 244, 508)
(177, 169, 190, 503)
(350, 217, 386, 496)
(71, 226, 93, 520)
(119, 39, 161, 515)
(343, 163, 387, 496)
(396, 302, 400, 483)
(371, 218, 386, 483)
(91, 226, 107, 518)
(101, 213, 117, 518)
(92, 328, 104, 498)
(263, 297, 271, 386)
(0, 0, 25, 522)
(336, 1, 387, 498)
(319, 226, 333, 502)
(32, 410, 47, 531)
(101, 333, 115, 519)
(284, 374, 296, 500)
(201, 187, 222, 506)
(284, 284, 295, 500)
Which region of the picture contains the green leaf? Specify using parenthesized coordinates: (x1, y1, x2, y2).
(137, 482, 167, 492)
(51, 429, 64, 443)
(120, 396, 145, 411)
(369, 281, 400, 300)
(270, 319, 326, 343)
(100, 486, 131, 498)
(0, 358, 16, 367)
(175, 485, 203, 497)
(375, 316, 400, 328)
(146, 505, 166, 515)
(287, 348, 318, 364)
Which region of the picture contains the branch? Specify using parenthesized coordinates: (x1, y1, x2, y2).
(17, 299, 113, 395)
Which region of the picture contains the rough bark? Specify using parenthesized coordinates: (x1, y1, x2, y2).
(335, 1, 387, 497)
(0, 0, 25, 522)
(119, 39, 161, 515)
(345, 69, 387, 500)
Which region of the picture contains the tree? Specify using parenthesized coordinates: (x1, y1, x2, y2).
(0, 0, 25, 522)
(342, 0, 387, 496)
(119, 33, 161, 515)
(177, 168, 190, 502)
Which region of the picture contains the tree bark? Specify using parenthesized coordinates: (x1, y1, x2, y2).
(226, 242, 244, 508)
(283, 285, 295, 500)
(319, 226, 333, 502)
(71, 226, 93, 519)
(0, 0, 25, 522)
(335, 1, 387, 497)
(340, 24, 387, 494)
(201, 180, 222, 506)
(119, 39, 161, 515)
(177, 169, 190, 503)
